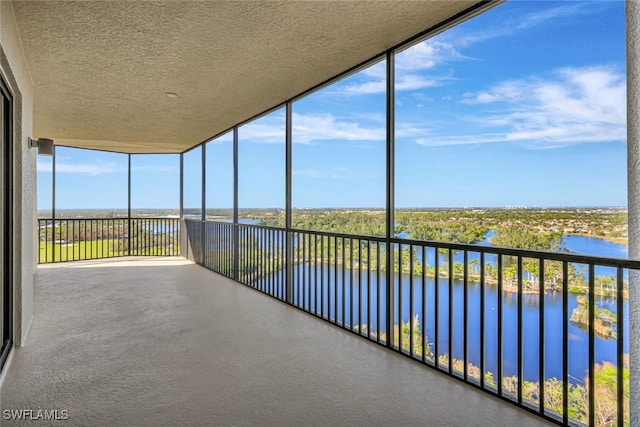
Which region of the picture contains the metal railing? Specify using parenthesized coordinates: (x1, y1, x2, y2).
(186, 219, 639, 426)
(38, 217, 180, 263)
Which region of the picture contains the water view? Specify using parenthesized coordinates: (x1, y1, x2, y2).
(253, 230, 629, 388)
(291, 263, 626, 386)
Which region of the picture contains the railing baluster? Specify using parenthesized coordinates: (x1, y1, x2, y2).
(340, 237, 347, 328)
(312, 233, 317, 315)
(215, 223, 219, 271)
(367, 240, 371, 340)
(239, 226, 244, 284)
(448, 249, 453, 374)
(215, 223, 219, 272)
(268, 229, 272, 293)
(272, 229, 276, 294)
(434, 248, 439, 368)
(334, 236, 338, 322)
(517, 255, 523, 403)
(358, 239, 362, 334)
(308, 233, 312, 311)
(422, 246, 427, 364)
(480, 252, 485, 388)
(539, 258, 545, 415)
(377, 241, 381, 344)
(497, 254, 503, 396)
(617, 266, 624, 427)
(247, 226, 252, 285)
(297, 232, 301, 307)
(562, 261, 569, 425)
(588, 263, 595, 427)
(282, 230, 286, 299)
(279, 230, 283, 298)
(304, 232, 309, 305)
(409, 244, 414, 356)
(257, 227, 261, 289)
(350, 238, 354, 331)
(264, 228, 268, 292)
(321, 235, 325, 318)
(463, 250, 468, 380)
(398, 242, 403, 350)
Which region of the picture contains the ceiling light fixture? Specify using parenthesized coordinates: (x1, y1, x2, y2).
(165, 92, 178, 98)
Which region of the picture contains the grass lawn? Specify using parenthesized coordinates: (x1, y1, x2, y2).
(38, 239, 177, 263)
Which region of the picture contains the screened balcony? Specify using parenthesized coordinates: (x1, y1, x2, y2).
(1, 1, 638, 427)
(1, 257, 552, 426)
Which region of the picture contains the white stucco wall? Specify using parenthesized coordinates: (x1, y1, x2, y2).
(0, 1, 35, 347)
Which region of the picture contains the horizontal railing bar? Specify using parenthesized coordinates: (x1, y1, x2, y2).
(291, 227, 385, 242)
(40, 217, 175, 221)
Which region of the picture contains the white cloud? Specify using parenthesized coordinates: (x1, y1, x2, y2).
(444, 3, 589, 47)
(340, 75, 447, 95)
(239, 121, 285, 144)
(415, 133, 507, 148)
(291, 113, 432, 143)
(396, 40, 465, 71)
(463, 81, 524, 104)
(205, 133, 233, 145)
(235, 110, 430, 145)
(517, 4, 586, 30)
(291, 113, 385, 143)
(333, 3, 602, 97)
(223, 67, 626, 151)
(423, 66, 626, 149)
(341, 80, 386, 95)
(37, 161, 121, 176)
(339, 43, 457, 95)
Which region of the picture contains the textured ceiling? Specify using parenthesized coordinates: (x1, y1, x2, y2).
(11, 1, 495, 154)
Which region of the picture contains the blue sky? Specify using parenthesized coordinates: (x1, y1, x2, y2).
(38, 0, 627, 211)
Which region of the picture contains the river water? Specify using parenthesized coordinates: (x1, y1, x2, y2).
(227, 220, 629, 384)
(290, 264, 626, 385)
(285, 233, 629, 385)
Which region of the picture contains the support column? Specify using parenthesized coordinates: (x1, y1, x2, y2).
(51, 146, 56, 262)
(179, 153, 184, 219)
(385, 51, 395, 348)
(233, 127, 239, 280)
(179, 153, 188, 259)
(285, 102, 293, 304)
(127, 154, 131, 256)
(627, 1, 640, 424)
(201, 143, 206, 264)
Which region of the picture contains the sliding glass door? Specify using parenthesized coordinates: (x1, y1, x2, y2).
(0, 75, 12, 371)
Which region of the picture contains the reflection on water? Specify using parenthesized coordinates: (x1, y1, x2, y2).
(238, 227, 628, 385)
(277, 263, 628, 385)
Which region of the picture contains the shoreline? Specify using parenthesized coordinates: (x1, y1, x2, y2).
(566, 232, 628, 246)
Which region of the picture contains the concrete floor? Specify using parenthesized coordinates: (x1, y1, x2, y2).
(1, 257, 553, 426)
